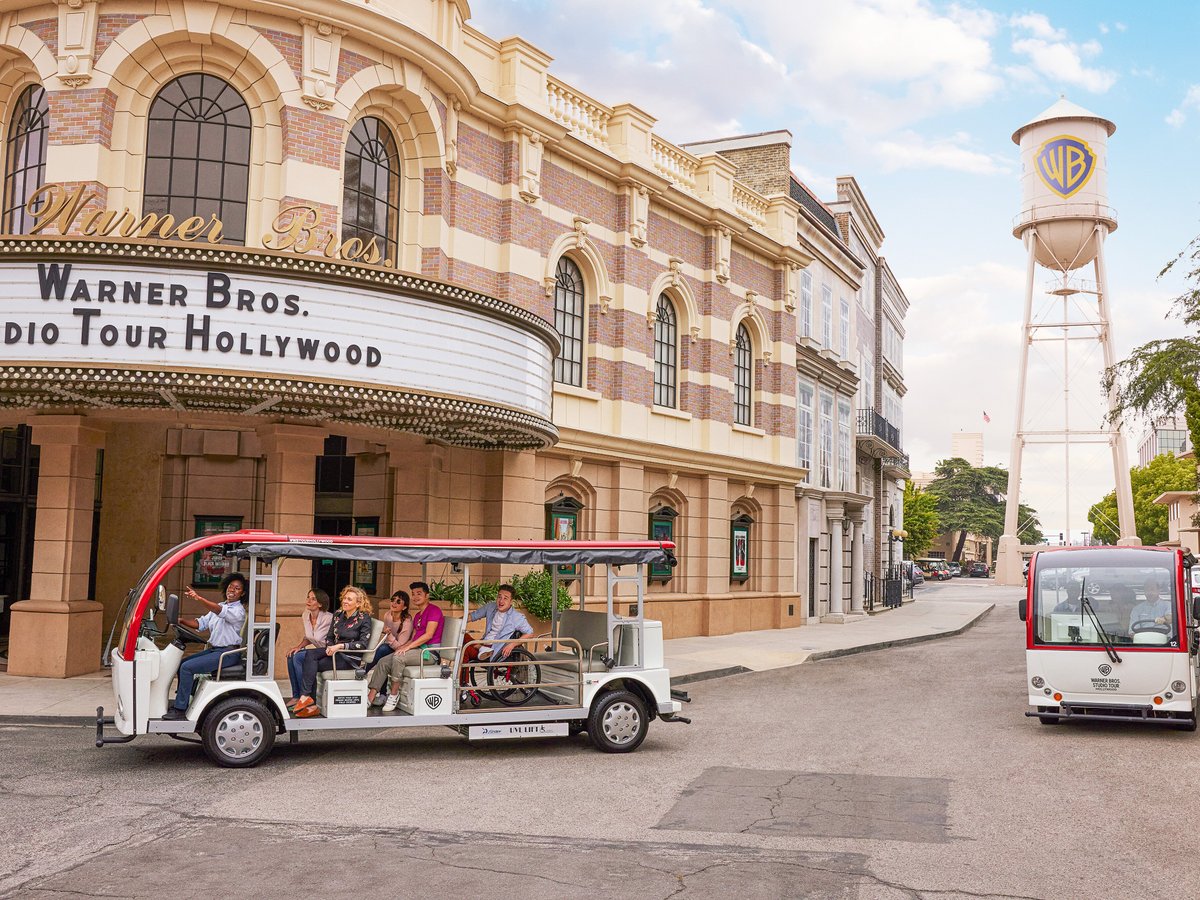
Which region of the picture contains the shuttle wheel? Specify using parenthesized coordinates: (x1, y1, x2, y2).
(588, 690, 648, 753)
(201, 697, 276, 768)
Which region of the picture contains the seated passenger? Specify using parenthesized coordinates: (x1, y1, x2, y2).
(285, 588, 332, 710)
(163, 573, 248, 720)
(1052, 592, 1082, 614)
(293, 586, 374, 718)
(1129, 578, 1172, 633)
(364, 590, 412, 674)
(462, 584, 534, 682)
(1109, 584, 1137, 635)
(366, 581, 445, 712)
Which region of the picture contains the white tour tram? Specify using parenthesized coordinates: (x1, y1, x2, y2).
(96, 530, 690, 766)
(1020, 545, 1199, 729)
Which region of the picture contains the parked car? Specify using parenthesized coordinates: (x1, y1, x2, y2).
(917, 558, 953, 581)
(902, 560, 924, 585)
(968, 561, 989, 578)
(948, 562, 962, 577)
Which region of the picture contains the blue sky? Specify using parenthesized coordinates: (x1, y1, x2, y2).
(469, 0, 1199, 537)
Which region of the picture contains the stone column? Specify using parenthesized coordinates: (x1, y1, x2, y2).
(8, 416, 106, 677)
(257, 424, 327, 676)
(823, 512, 845, 622)
(849, 514, 866, 615)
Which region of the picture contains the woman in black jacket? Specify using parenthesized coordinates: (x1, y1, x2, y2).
(293, 586, 374, 717)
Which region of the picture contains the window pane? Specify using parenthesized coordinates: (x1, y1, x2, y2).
(143, 74, 252, 243)
(341, 116, 399, 264)
(553, 257, 585, 387)
(3, 85, 49, 234)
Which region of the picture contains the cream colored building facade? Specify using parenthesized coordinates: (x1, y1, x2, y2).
(0, 0, 909, 677)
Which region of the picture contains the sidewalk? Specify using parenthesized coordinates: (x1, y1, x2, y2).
(0, 580, 1014, 719)
(665, 579, 1011, 682)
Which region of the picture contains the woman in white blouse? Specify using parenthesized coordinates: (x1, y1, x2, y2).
(285, 588, 332, 708)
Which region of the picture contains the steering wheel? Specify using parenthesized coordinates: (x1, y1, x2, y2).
(1130, 619, 1171, 635)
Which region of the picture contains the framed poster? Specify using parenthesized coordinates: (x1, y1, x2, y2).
(648, 507, 678, 582)
(730, 517, 751, 582)
(192, 516, 243, 586)
(352, 517, 379, 594)
(545, 496, 583, 579)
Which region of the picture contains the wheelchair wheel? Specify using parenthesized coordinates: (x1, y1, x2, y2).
(485, 647, 541, 706)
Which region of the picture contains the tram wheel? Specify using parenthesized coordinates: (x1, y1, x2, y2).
(588, 689, 648, 753)
(200, 696, 276, 768)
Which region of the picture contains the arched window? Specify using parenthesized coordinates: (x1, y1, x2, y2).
(553, 256, 585, 387)
(342, 116, 400, 261)
(653, 294, 678, 408)
(3, 85, 48, 233)
(734, 323, 752, 426)
(144, 74, 252, 243)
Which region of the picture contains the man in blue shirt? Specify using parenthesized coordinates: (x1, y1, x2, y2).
(1128, 578, 1173, 634)
(469, 584, 534, 662)
(163, 572, 248, 720)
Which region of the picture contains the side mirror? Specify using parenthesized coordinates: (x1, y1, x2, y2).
(155, 585, 167, 611)
(165, 592, 181, 626)
(1192, 596, 1200, 624)
(1018, 598, 1028, 622)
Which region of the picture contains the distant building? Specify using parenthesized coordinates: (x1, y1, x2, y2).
(951, 432, 984, 468)
(1137, 417, 1191, 467)
(1154, 450, 1198, 554)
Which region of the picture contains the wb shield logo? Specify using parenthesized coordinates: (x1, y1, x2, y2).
(425, 694, 442, 710)
(1036, 136, 1096, 199)
(1098, 664, 1113, 676)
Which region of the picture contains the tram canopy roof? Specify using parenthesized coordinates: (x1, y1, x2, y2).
(236, 536, 676, 568)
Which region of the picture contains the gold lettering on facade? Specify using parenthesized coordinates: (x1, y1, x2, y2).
(22, 188, 380, 264)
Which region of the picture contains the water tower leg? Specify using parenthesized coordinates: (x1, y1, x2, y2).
(998, 234, 1039, 585)
(1093, 240, 1140, 545)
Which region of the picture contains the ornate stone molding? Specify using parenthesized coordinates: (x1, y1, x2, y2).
(53, 0, 101, 89)
(509, 127, 546, 203)
(627, 183, 649, 247)
(300, 17, 347, 113)
(444, 96, 461, 177)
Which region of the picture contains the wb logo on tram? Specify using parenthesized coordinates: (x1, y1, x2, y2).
(425, 694, 443, 710)
(1098, 664, 1113, 676)
(1035, 135, 1096, 199)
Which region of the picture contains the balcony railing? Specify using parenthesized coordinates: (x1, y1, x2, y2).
(856, 409, 901, 453)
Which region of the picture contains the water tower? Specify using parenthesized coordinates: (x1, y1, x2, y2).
(995, 97, 1139, 585)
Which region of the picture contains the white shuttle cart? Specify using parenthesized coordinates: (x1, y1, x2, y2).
(1020, 546, 1199, 729)
(97, 531, 690, 766)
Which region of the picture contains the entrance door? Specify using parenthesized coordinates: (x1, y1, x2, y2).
(808, 538, 818, 618)
(312, 516, 353, 600)
(0, 426, 38, 645)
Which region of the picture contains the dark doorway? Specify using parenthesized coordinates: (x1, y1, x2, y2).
(313, 436, 355, 600)
(0, 426, 39, 644)
(807, 537, 818, 618)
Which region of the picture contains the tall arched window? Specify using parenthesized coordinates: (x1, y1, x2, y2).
(3, 85, 48, 233)
(654, 294, 678, 408)
(734, 323, 752, 426)
(342, 116, 400, 261)
(144, 74, 251, 243)
(553, 256, 585, 386)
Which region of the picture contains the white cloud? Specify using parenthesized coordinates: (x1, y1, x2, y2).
(874, 130, 1009, 175)
(1011, 12, 1065, 41)
(1166, 84, 1200, 127)
(1010, 37, 1117, 93)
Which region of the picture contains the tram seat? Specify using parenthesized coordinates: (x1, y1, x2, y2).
(532, 610, 613, 671)
(392, 616, 464, 683)
(213, 623, 280, 680)
(316, 617, 385, 685)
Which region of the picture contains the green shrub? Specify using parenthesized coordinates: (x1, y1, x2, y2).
(427, 578, 500, 609)
(511, 569, 573, 621)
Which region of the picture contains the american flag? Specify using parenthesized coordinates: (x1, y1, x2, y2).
(983, 411, 991, 423)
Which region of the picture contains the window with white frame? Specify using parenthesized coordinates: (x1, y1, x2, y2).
(883, 317, 903, 373)
(653, 294, 678, 408)
(800, 271, 813, 339)
(859, 356, 874, 412)
(797, 379, 814, 481)
(734, 324, 753, 426)
(553, 256, 585, 386)
(838, 400, 852, 491)
(821, 284, 833, 349)
(839, 299, 850, 358)
(819, 391, 834, 488)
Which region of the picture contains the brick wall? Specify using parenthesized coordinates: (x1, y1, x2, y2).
(716, 143, 791, 196)
(48, 89, 116, 147)
(281, 105, 343, 168)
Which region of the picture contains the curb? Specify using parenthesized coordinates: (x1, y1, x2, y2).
(0, 715, 94, 726)
(669, 603, 995, 687)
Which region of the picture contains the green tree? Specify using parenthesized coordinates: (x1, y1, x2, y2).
(901, 481, 940, 559)
(1017, 503, 1045, 546)
(1104, 237, 1200, 505)
(924, 457, 1011, 561)
(1086, 453, 1196, 545)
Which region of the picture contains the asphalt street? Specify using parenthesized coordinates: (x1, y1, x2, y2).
(2, 577, 1196, 899)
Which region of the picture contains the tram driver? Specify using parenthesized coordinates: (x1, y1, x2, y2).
(1128, 577, 1172, 634)
(163, 573, 248, 720)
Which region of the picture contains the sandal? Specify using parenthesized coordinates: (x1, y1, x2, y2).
(295, 704, 321, 718)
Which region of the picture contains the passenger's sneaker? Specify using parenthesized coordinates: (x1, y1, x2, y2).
(382, 693, 400, 712)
